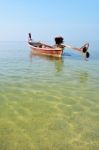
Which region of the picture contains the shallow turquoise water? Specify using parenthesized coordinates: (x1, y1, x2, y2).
(0, 42, 99, 150)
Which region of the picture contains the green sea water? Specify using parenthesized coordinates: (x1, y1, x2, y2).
(0, 41, 99, 150)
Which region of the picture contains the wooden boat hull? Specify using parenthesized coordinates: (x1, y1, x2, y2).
(29, 45, 63, 57)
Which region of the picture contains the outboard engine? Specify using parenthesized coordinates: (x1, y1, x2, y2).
(55, 37, 64, 45)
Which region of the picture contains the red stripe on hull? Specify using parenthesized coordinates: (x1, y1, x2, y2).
(30, 46, 63, 57)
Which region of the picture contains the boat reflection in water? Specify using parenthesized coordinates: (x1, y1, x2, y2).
(29, 51, 64, 73)
(79, 71, 89, 84)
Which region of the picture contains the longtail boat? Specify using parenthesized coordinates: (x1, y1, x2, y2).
(28, 33, 90, 59)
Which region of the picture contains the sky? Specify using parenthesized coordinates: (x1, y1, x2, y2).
(0, 0, 99, 42)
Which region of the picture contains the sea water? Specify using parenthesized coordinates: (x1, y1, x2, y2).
(0, 41, 99, 150)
